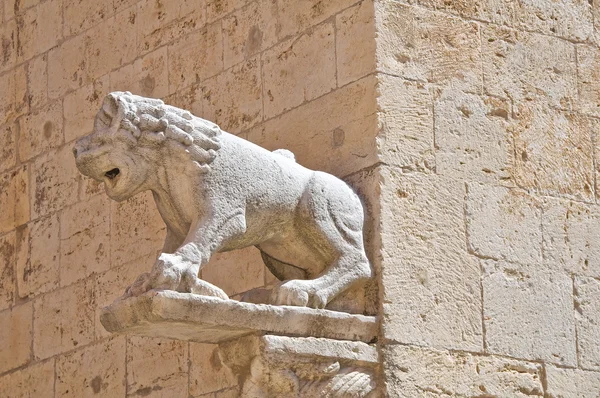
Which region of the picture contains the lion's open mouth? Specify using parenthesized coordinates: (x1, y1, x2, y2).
(105, 168, 120, 180)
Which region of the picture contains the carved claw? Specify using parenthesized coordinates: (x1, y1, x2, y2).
(272, 280, 329, 309)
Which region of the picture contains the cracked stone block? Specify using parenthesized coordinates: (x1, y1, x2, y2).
(574, 275, 600, 370)
(483, 259, 576, 366)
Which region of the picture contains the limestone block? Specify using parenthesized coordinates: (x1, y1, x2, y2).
(434, 88, 512, 183)
(17, 100, 63, 161)
(546, 365, 600, 397)
(418, 0, 515, 25)
(86, 8, 137, 80)
(578, 45, 600, 118)
(55, 337, 126, 397)
(33, 279, 95, 359)
(379, 168, 482, 351)
(15, 0, 62, 63)
(127, 336, 188, 397)
(110, 191, 165, 268)
(511, 102, 595, 202)
(48, 35, 90, 99)
(202, 246, 265, 297)
(0, 19, 17, 74)
(164, 83, 203, 118)
(378, 74, 435, 172)
(206, 0, 247, 22)
(0, 359, 55, 398)
(64, 77, 110, 143)
(26, 54, 48, 110)
(189, 343, 238, 396)
(542, 199, 600, 277)
(167, 22, 223, 94)
(483, 259, 576, 366)
(0, 123, 16, 173)
(112, 48, 169, 99)
(0, 302, 32, 374)
(262, 22, 336, 118)
(0, 65, 27, 125)
(574, 276, 600, 370)
(246, 75, 378, 176)
(482, 26, 577, 109)
(515, 0, 593, 42)
(95, 253, 158, 338)
(0, 166, 29, 234)
(16, 214, 59, 298)
(0, 232, 15, 311)
(201, 57, 263, 132)
(376, 2, 482, 92)
(31, 146, 80, 218)
(60, 195, 111, 287)
(466, 183, 542, 264)
(383, 345, 543, 397)
(63, 0, 111, 37)
(275, 0, 357, 39)
(222, 1, 278, 69)
(336, 1, 376, 87)
(100, 291, 378, 343)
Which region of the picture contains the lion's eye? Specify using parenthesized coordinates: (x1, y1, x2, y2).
(105, 168, 120, 180)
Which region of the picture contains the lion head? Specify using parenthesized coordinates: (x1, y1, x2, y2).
(73, 92, 221, 201)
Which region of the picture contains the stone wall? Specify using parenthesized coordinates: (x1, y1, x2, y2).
(0, 0, 377, 396)
(375, 0, 600, 396)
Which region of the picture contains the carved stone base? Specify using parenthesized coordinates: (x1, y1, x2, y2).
(100, 290, 377, 343)
(219, 335, 379, 397)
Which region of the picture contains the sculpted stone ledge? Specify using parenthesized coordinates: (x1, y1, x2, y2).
(100, 290, 378, 344)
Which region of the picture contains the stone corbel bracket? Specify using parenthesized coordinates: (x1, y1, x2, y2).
(219, 335, 379, 397)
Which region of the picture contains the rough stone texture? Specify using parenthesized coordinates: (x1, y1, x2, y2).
(515, 0, 593, 42)
(383, 345, 544, 397)
(546, 365, 600, 398)
(0, 232, 16, 311)
(418, 0, 515, 25)
(0, 166, 29, 234)
(483, 259, 576, 366)
(574, 276, 600, 370)
(0, 359, 55, 397)
(466, 183, 542, 265)
(0, 123, 17, 173)
(189, 343, 238, 397)
(0, 303, 32, 374)
(63, 77, 110, 143)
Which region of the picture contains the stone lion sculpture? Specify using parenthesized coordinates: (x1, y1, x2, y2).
(73, 92, 372, 309)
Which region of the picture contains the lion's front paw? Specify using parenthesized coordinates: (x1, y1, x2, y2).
(271, 280, 329, 309)
(123, 272, 151, 298)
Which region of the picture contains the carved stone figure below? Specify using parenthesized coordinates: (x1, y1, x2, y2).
(73, 92, 373, 310)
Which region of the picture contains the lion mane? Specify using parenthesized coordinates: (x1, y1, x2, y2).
(93, 91, 222, 173)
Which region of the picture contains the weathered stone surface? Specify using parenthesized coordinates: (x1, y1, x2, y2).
(546, 365, 600, 397)
(101, 291, 377, 343)
(63, 77, 110, 143)
(167, 22, 223, 94)
(48, 34, 90, 99)
(31, 146, 80, 218)
(483, 259, 576, 366)
(377, 74, 435, 172)
(275, 0, 356, 39)
(466, 183, 542, 264)
(0, 232, 15, 311)
(222, 1, 278, 69)
(515, 0, 593, 42)
(434, 88, 511, 183)
(0, 166, 29, 234)
(511, 102, 595, 202)
(60, 195, 111, 287)
(63, 0, 111, 37)
(26, 54, 48, 110)
(247, 75, 378, 176)
(379, 168, 482, 351)
(55, 337, 126, 398)
(202, 246, 265, 297)
(14, 0, 62, 62)
(0, 303, 32, 374)
(16, 214, 59, 298)
(0, 124, 17, 174)
(482, 26, 577, 109)
(33, 279, 96, 360)
(206, 0, 246, 22)
(189, 343, 238, 397)
(418, 0, 515, 25)
(542, 199, 600, 277)
(0, 65, 27, 125)
(0, 19, 17, 74)
(336, 1, 376, 86)
(201, 57, 262, 132)
(0, 359, 55, 398)
(377, 2, 482, 92)
(577, 44, 600, 118)
(127, 336, 188, 397)
(262, 22, 336, 118)
(383, 345, 543, 397)
(574, 275, 600, 370)
(18, 100, 63, 161)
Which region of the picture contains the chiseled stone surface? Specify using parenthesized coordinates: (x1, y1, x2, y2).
(515, 0, 593, 42)
(483, 259, 576, 366)
(574, 276, 600, 370)
(546, 365, 600, 398)
(383, 345, 544, 397)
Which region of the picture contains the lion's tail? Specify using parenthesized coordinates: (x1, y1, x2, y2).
(273, 149, 296, 162)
